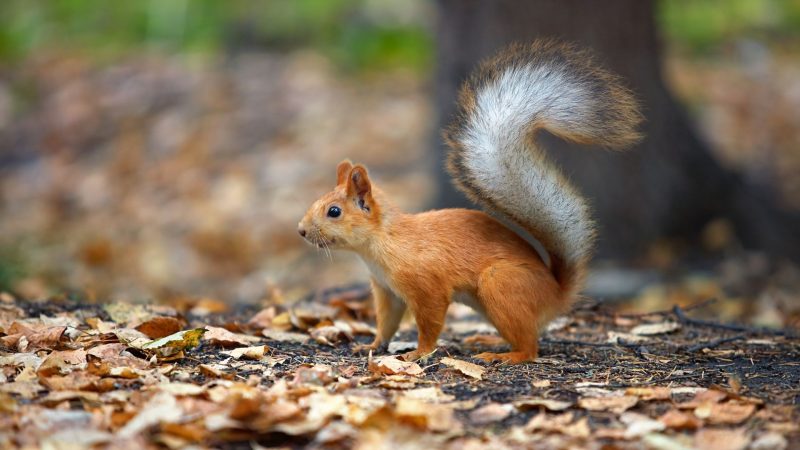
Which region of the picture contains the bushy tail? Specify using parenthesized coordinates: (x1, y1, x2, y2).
(444, 40, 642, 301)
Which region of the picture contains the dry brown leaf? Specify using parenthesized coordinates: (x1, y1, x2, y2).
(262, 329, 310, 343)
(606, 331, 650, 344)
(694, 428, 750, 450)
(36, 349, 87, 377)
(625, 386, 672, 400)
(659, 409, 703, 430)
(387, 341, 418, 354)
(199, 364, 230, 379)
(309, 321, 353, 346)
(526, 412, 590, 438)
(0, 380, 46, 399)
(401, 387, 455, 403)
(135, 316, 184, 339)
(189, 298, 229, 316)
(695, 400, 756, 424)
(578, 395, 638, 414)
(440, 357, 484, 380)
(1, 322, 66, 351)
(154, 382, 206, 396)
(676, 388, 728, 409)
(118, 391, 184, 438)
(221, 345, 267, 360)
(514, 397, 573, 412)
(293, 364, 335, 386)
(395, 396, 461, 433)
(620, 412, 667, 438)
(368, 354, 424, 377)
(246, 307, 276, 329)
(630, 321, 681, 335)
(469, 403, 513, 424)
(203, 326, 261, 347)
(87, 343, 149, 370)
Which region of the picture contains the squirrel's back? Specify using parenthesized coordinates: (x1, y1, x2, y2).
(444, 40, 642, 300)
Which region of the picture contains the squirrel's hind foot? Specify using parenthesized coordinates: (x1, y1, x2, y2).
(474, 351, 534, 365)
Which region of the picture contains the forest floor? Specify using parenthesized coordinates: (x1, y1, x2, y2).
(1, 286, 798, 449)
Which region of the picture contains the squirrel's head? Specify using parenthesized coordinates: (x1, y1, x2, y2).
(298, 160, 382, 251)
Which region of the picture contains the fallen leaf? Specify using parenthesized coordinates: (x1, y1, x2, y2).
(36, 349, 88, 377)
(659, 409, 703, 430)
(401, 387, 455, 403)
(578, 395, 638, 414)
(368, 354, 423, 377)
(694, 428, 750, 450)
(469, 403, 513, 424)
(154, 382, 206, 396)
(395, 396, 461, 433)
(532, 379, 552, 389)
(135, 316, 183, 339)
(310, 322, 352, 346)
(630, 321, 681, 335)
(749, 432, 788, 450)
(221, 345, 267, 360)
(140, 328, 206, 352)
(676, 389, 728, 409)
(526, 412, 590, 438)
(261, 329, 309, 343)
(514, 397, 573, 412)
(293, 364, 334, 386)
(118, 391, 184, 438)
(203, 326, 261, 347)
(387, 341, 417, 354)
(626, 386, 672, 401)
(694, 400, 756, 424)
(1, 322, 66, 350)
(246, 307, 276, 329)
(440, 357, 484, 380)
(620, 412, 666, 438)
(607, 331, 650, 344)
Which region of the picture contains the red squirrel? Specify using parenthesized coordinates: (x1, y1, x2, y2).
(298, 40, 642, 363)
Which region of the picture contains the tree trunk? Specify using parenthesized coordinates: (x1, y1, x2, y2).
(434, 0, 800, 262)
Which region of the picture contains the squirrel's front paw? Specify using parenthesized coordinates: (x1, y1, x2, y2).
(352, 341, 385, 355)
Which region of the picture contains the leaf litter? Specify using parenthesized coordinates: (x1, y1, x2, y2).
(0, 291, 798, 449)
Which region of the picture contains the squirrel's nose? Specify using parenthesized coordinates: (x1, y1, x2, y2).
(298, 227, 306, 237)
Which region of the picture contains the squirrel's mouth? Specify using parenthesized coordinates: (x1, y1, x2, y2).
(303, 231, 335, 249)
(315, 238, 335, 248)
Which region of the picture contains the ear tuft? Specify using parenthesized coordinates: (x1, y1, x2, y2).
(348, 165, 371, 197)
(336, 160, 353, 186)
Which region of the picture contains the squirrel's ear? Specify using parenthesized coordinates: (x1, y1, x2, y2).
(336, 160, 353, 186)
(346, 165, 373, 211)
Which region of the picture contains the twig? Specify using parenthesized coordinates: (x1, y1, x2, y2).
(581, 297, 718, 318)
(672, 306, 798, 337)
(682, 335, 746, 353)
(541, 338, 639, 350)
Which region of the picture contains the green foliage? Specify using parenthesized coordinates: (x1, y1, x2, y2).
(0, 0, 432, 72)
(0, 244, 27, 293)
(658, 0, 800, 54)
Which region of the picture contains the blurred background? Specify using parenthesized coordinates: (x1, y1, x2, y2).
(0, 0, 798, 327)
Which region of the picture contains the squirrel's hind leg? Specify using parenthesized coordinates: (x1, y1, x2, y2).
(473, 261, 560, 364)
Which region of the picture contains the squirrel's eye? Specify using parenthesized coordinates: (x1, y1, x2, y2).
(327, 206, 342, 218)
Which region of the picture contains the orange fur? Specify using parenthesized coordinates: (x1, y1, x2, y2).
(298, 41, 641, 364)
(299, 165, 564, 363)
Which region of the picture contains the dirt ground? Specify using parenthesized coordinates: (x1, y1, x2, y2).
(1, 286, 798, 449)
